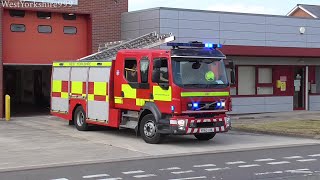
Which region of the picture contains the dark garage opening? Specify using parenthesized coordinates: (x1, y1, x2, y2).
(4, 65, 52, 116)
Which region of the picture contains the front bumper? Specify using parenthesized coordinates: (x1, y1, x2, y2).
(157, 115, 231, 135)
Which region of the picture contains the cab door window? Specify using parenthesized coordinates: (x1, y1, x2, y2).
(124, 59, 138, 83)
(153, 58, 169, 83)
(140, 57, 149, 83)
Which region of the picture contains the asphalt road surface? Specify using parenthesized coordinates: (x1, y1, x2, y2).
(1, 144, 320, 180)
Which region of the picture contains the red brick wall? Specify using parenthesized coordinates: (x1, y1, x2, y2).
(0, 0, 128, 117)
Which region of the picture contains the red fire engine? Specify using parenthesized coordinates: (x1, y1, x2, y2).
(51, 32, 233, 144)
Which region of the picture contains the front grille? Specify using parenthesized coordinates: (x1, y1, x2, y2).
(187, 102, 224, 111)
(195, 121, 225, 128)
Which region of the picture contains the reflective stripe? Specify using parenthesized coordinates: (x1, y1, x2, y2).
(88, 94, 94, 101)
(115, 97, 123, 104)
(53, 62, 112, 67)
(122, 84, 136, 99)
(94, 82, 107, 96)
(61, 92, 69, 99)
(71, 81, 83, 94)
(52, 80, 62, 92)
(181, 91, 229, 97)
(135, 98, 154, 106)
(153, 86, 172, 101)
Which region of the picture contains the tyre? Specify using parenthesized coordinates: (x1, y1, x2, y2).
(140, 114, 163, 144)
(74, 106, 89, 131)
(194, 133, 216, 141)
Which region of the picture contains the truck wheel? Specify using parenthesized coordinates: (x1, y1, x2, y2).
(194, 133, 216, 141)
(74, 106, 89, 131)
(140, 114, 163, 144)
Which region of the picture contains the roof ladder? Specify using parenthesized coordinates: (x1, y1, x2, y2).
(78, 32, 175, 61)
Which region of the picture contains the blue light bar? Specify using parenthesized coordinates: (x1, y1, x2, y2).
(193, 103, 199, 108)
(167, 42, 223, 48)
(216, 102, 221, 107)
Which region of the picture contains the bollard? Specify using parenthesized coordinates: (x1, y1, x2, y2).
(5, 95, 10, 121)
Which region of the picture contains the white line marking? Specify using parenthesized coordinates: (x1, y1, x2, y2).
(238, 164, 260, 168)
(284, 156, 303, 159)
(267, 161, 290, 165)
(97, 178, 122, 180)
(225, 161, 246, 165)
(171, 170, 194, 174)
(168, 176, 207, 180)
(52, 179, 69, 180)
(254, 158, 275, 162)
(205, 167, 230, 171)
(133, 174, 156, 178)
(308, 154, 320, 157)
(255, 171, 283, 176)
(193, 164, 216, 168)
(285, 169, 313, 174)
(83, 174, 109, 178)
(122, 170, 145, 174)
(297, 159, 317, 162)
(159, 167, 181, 171)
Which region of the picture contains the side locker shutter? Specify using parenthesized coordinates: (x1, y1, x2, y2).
(87, 67, 111, 122)
(70, 67, 89, 97)
(51, 67, 71, 113)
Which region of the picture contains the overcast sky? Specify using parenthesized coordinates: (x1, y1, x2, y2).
(129, 0, 320, 15)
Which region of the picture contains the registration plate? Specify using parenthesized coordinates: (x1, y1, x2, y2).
(199, 128, 215, 133)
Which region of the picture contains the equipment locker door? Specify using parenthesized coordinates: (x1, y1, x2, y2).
(51, 67, 70, 113)
(87, 67, 110, 123)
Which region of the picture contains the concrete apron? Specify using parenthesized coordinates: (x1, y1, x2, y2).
(0, 115, 319, 172)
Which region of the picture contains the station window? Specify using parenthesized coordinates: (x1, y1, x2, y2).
(11, 24, 26, 32)
(140, 57, 150, 83)
(9, 10, 25, 18)
(37, 12, 51, 19)
(124, 59, 138, 83)
(63, 26, 77, 34)
(63, 13, 77, 20)
(257, 67, 273, 95)
(38, 25, 52, 33)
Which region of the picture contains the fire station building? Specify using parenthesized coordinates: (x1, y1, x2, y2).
(0, 0, 128, 116)
(121, 6, 320, 114)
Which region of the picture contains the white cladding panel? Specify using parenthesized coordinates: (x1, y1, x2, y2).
(70, 67, 88, 81)
(88, 67, 111, 82)
(52, 67, 70, 81)
(51, 97, 69, 112)
(51, 67, 70, 112)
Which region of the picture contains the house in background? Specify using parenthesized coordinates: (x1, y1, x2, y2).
(287, 4, 320, 18)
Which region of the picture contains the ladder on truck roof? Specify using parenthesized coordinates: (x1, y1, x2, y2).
(78, 32, 175, 61)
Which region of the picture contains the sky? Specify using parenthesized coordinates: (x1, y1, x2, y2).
(129, 0, 320, 15)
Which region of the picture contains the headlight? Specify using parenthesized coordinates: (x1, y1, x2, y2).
(221, 101, 226, 107)
(177, 120, 186, 126)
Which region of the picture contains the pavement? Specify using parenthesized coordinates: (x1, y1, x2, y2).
(1, 144, 320, 180)
(0, 113, 319, 173)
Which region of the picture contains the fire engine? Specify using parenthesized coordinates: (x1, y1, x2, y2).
(51, 32, 233, 144)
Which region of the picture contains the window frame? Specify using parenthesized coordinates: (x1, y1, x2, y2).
(62, 13, 77, 20)
(63, 26, 77, 35)
(124, 58, 139, 88)
(10, 24, 26, 32)
(37, 11, 52, 19)
(38, 25, 52, 34)
(9, 10, 25, 18)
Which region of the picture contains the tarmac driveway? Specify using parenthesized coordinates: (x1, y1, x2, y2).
(0, 115, 319, 172)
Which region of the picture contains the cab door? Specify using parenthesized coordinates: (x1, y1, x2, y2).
(136, 55, 153, 107)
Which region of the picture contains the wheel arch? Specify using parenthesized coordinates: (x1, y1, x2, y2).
(137, 102, 161, 134)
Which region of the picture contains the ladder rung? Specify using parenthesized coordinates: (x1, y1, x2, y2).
(78, 32, 175, 62)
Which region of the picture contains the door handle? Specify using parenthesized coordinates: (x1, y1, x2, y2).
(121, 91, 124, 97)
(150, 93, 154, 99)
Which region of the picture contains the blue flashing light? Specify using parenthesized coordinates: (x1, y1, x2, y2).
(217, 44, 223, 48)
(216, 102, 221, 107)
(193, 103, 199, 108)
(167, 42, 222, 49)
(171, 106, 175, 112)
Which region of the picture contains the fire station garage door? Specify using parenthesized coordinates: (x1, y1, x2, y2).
(3, 9, 89, 64)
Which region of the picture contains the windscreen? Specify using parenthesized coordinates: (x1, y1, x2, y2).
(172, 58, 228, 88)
